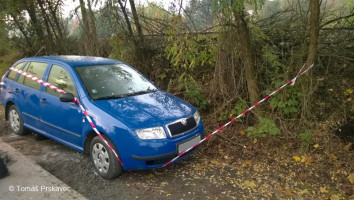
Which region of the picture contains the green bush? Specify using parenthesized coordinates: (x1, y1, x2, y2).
(246, 117, 281, 138)
(218, 101, 248, 121)
(298, 130, 313, 146)
(266, 83, 302, 116)
(176, 73, 208, 110)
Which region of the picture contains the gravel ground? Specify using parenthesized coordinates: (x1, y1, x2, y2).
(1, 101, 353, 199)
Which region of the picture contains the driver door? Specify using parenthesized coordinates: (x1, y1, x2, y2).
(39, 64, 83, 149)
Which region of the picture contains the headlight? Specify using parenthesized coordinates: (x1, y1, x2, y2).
(193, 111, 201, 125)
(135, 127, 166, 140)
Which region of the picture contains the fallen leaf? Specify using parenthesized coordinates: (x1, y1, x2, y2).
(240, 130, 246, 135)
(298, 173, 308, 181)
(293, 156, 301, 162)
(314, 154, 321, 159)
(301, 156, 313, 166)
(328, 154, 337, 161)
(298, 189, 309, 195)
(242, 181, 257, 189)
(348, 97, 352, 102)
(330, 194, 340, 200)
(344, 143, 352, 152)
(243, 160, 252, 166)
(313, 144, 319, 148)
(166, 193, 171, 197)
(348, 173, 354, 184)
(145, 174, 155, 180)
(344, 88, 353, 95)
(320, 187, 328, 193)
(283, 189, 293, 196)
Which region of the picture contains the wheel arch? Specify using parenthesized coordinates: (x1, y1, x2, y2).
(5, 101, 15, 121)
(84, 130, 97, 155)
(84, 131, 116, 155)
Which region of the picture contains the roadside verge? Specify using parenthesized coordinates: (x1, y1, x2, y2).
(0, 141, 87, 200)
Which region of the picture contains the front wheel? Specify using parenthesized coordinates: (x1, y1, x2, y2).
(90, 135, 123, 179)
(8, 105, 28, 135)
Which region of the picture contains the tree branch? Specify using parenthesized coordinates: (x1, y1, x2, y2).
(320, 12, 354, 28)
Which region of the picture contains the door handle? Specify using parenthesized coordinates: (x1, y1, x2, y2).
(14, 88, 19, 93)
(40, 99, 47, 104)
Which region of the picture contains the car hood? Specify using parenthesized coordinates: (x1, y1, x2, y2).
(92, 91, 195, 129)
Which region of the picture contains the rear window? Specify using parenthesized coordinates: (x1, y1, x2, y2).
(18, 62, 47, 90)
(7, 62, 26, 80)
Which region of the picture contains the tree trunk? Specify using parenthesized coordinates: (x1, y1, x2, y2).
(36, 0, 55, 46)
(300, 0, 320, 122)
(25, 0, 44, 40)
(233, 11, 259, 106)
(79, 0, 98, 56)
(87, 0, 99, 55)
(129, 0, 144, 45)
(47, 0, 65, 41)
(306, 0, 320, 67)
(117, 0, 134, 38)
(79, 0, 90, 54)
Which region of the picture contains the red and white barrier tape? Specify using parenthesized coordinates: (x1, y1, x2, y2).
(9, 67, 123, 166)
(9, 63, 314, 170)
(162, 64, 314, 167)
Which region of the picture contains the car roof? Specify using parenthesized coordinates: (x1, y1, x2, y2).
(21, 56, 121, 67)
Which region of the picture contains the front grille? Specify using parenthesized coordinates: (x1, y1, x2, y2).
(167, 116, 197, 137)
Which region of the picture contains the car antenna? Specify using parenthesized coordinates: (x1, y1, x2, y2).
(34, 45, 45, 57)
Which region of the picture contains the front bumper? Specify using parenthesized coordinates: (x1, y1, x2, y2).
(118, 120, 204, 170)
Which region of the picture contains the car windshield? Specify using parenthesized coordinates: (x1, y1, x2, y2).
(75, 64, 157, 100)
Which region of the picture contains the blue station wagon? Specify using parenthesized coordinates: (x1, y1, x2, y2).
(0, 56, 204, 179)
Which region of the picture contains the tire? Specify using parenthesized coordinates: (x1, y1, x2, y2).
(0, 158, 8, 179)
(90, 135, 123, 179)
(8, 105, 28, 136)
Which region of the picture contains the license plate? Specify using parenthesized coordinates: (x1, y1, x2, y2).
(178, 135, 201, 153)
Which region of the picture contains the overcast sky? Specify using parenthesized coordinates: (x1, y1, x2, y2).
(62, 0, 184, 17)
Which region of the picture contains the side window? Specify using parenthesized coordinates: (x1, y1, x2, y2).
(7, 62, 26, 80)
(18, 62, 47, 90)
(47, 65, 78, 97)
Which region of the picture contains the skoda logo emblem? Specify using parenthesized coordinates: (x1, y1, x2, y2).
(181, 119, 187, 126)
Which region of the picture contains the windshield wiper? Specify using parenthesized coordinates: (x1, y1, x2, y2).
(93, 94, 126, 100)
(124, 89, 157, 97)
(93, 89, 157, 100)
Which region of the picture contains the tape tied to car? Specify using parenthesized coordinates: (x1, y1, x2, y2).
(9, 63, 314, 170)
(8, 67, 123, 166)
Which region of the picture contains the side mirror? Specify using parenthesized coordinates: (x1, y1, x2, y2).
(59, 93, 75, 102)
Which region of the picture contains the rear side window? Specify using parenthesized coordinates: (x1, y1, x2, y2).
(18, 62, 47, 90)
(46, 65, 78, 97)
(7, 62, 26, 80)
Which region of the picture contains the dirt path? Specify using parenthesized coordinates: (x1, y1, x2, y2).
(1, 103, 353, 199)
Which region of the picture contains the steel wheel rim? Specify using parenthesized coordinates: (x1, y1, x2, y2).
(9, 109, 20, 133)
(92, 143, 110, 174)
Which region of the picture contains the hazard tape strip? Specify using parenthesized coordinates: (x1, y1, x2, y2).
(9, 67, 123, 166)
(9, 63, 314, 170)
(162, 64, 314, 167)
